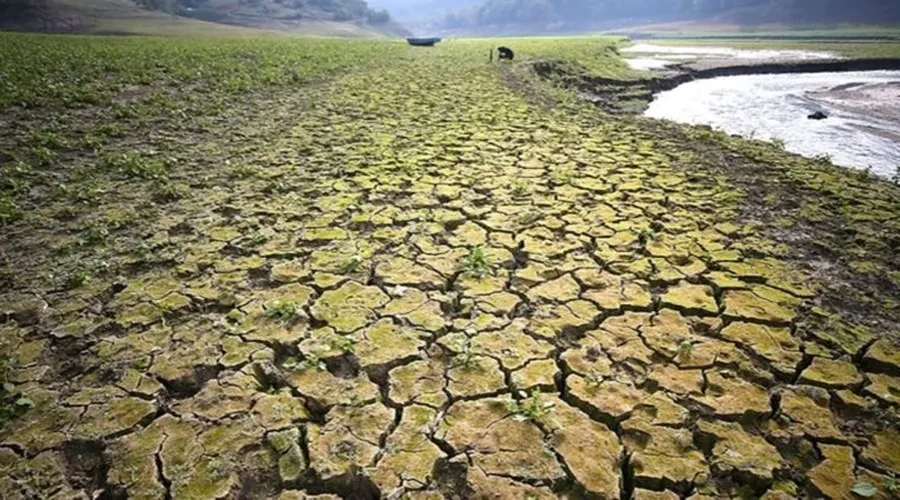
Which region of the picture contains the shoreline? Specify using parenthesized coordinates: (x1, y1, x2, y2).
(626, 34, 900, 42)
(531, 55, 900, 115)
(537, 52, 900, 174)
(644, 71, 900, 175)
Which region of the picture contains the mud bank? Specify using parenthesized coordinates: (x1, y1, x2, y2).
(532, 57, 900, 114)
(651, 57, 900, 92)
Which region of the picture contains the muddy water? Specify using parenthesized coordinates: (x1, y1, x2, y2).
(645, 71, 900, 176)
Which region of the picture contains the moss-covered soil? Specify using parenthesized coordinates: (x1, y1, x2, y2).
(1, 33, 899, 499)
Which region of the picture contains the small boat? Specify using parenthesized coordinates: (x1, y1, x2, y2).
(406, 37, 442, 47)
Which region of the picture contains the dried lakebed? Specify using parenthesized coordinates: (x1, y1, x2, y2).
(1, 36, 899, 500)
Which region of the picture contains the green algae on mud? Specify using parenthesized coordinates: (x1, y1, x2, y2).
(1, 31, 900, 499)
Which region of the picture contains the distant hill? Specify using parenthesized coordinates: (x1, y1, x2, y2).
(0, 0, 410, 37)
(438, 0, 900, 36)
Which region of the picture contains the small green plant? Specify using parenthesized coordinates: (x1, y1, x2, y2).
(112, 103, 140, 120)
(341, 255, 364, 274)
(100, 152, 168, 180)
(677, 340, 696, 361)
(452, 337, 481, 370)
(812, 153, 832, 164)
(29, 146, 57, 167)
(0, 161, 33, 194)
(552, 169, 574, 185)
(285, 351, 327, 372)
(1, 356, 33, 425)
(697, 250, 714, 264)
(892, 165, 900, 186)
(94, 123, 127, 138)
(460, 246, 492, 279)
(151, 180, 189, 203)
(206, 458, 231, 481)
(69, 88, 105, 105)
(330, 336, 356, 354)
(263, 179, 288, 194)
(887, 473, 899, 494)
(80, 134, 106, 151)
(0, 192, 22, 225)
(300, 351, 327, 371)
(506, 389, 555, 425)
(852, 473, 899, 498)
(511, 180, 528, 197)
(584, 369, 604, 388)
(517, 210, 543, 225)
(673, 429, 693, 449)
(856, 166, 874, 182)
(236, 234, 269, 251)
(228, 164, 257, 179)
(134, 242, 166, 264)
(64, 268, 92, 290)
(55, 178, 107, 205)
(0, 266, 12, 288)
(78, 223, 110, 246)
(51, 206, 77, 222)
(25, 130, 66, 149)
(853, 482, 878, 498)
(770, 138, 786, 150)
(266, 300, 300, 322)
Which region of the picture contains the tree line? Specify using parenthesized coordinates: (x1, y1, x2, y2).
(442, 0, 900, 28)
(133, 0, 392, 24)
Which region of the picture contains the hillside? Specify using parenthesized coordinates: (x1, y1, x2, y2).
(439, 0, 900, 35)
(154, 0, 408, 36)
(0, 0, 409, 37)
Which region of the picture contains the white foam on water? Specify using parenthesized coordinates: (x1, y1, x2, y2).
(622, 43, 840, 70)
(623, 43, 839, 60)
(645, 70, 900, 176)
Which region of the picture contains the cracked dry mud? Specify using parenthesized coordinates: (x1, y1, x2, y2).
(1, 38, 900, 500)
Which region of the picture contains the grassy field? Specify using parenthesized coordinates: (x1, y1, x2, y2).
(1, 31, 899, 499)
(88, 16, 283, 37)
(1, 0, 268, 36)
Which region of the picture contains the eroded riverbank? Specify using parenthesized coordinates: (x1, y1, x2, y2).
(646, 70, 900, 174)
(556, 42, 900, 172)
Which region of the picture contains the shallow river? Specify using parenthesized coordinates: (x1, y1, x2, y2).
(622, 43, 838, 71)
(645, 71, 900, 175)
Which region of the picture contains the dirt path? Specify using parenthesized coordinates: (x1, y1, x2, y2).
(1, 43, 899, 500)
